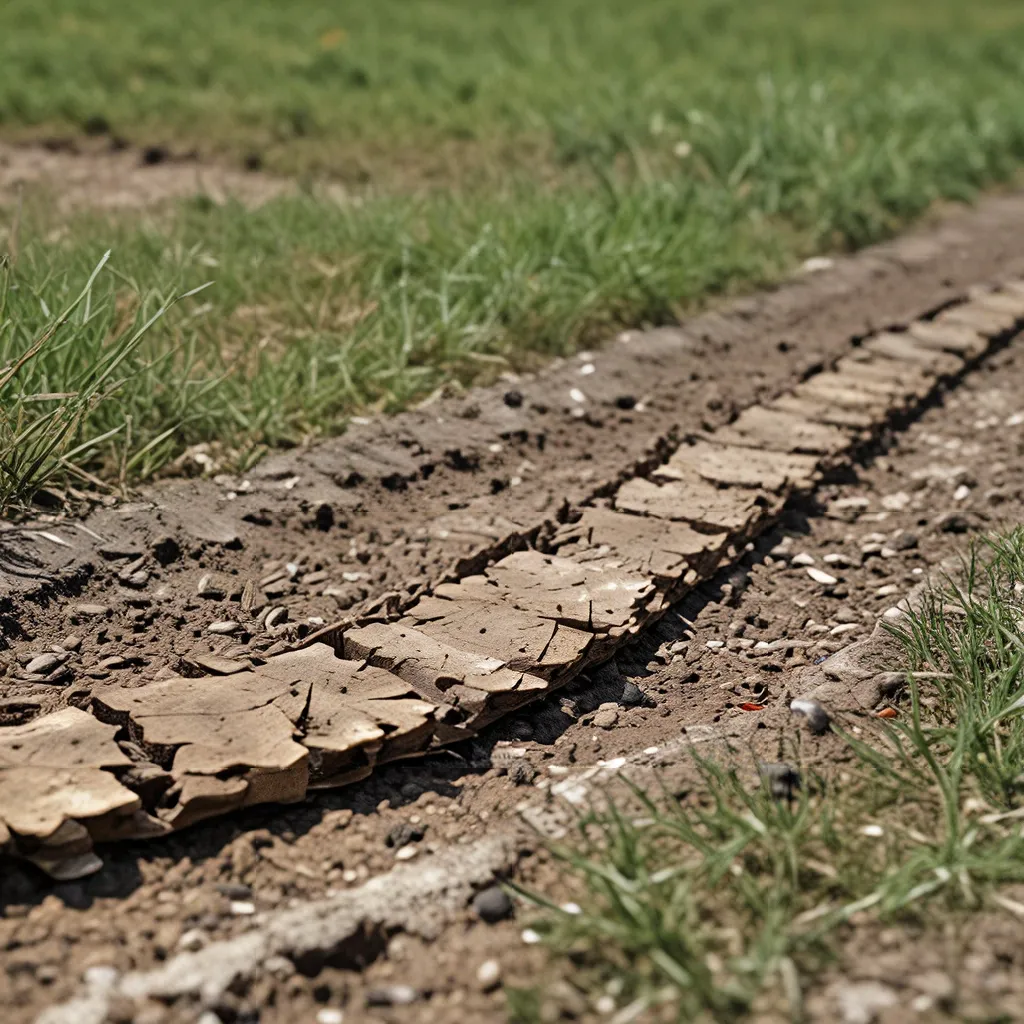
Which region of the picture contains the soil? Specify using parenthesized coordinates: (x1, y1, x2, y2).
(7, 194, 1024, 1023)
(0, 141, 297, 212)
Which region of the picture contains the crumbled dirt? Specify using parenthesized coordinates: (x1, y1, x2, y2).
(8, 198, 1024, 1022)
(0, 141, 297, 212)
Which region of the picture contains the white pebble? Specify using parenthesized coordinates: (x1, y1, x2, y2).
(881, 491, 910, 511)
(705, 639, 725, 649)
(177, 928, 206, 952)
(207, 620, 240, 635)
(569, 388, 586, 404)
(1006, 412, 1024, 426)
(317, 1011, 345, 1024)
(394, 845, 418, 861)
(643, 746, 659, 755)
(82, 965, 119, 990)
(579, 363, 596, 376)
(823, 553, 850, 566)
(806, 567, 838, 585)
(521, 928, 542, 944)
(953, 484, 971, 501)
(791, 552, 816, 566)
(476, 959, 502, 990)
(560, 902, 582, 915)
(875, 584, 899, 597)
(861, 824, 884, 837)
(230, 900, 256, 916)
(595, 995, 616, 1014)
(883, 607, 905, 621)
(830, 624, 858, 636)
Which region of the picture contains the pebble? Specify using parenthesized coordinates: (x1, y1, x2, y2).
(476, 959, 502, 991)
(875, 584, 899, 597)
(592, 709, 619, 729)
(316, 1010, 345, 1024)
(59, 635, 83, 652)
(177, 928, 206, 952)
(827, 496, 870, 520)
(215, 882, 252, 900)
(569, 388, 586, 404)
(619, 680, 647, 706)
(758, 762, 801, 801)
(829, 624, 858, 636)
(122, 571, 149, 589)
(98, 656, 128, 670)
(883, 606, 906, 621)
(806, 567, 838, 585)
(791, 552, 816, 566)
(881, 491, 911, 511)
(953, 484, 972, 502)
(207, 621, 240, 635)
(890, 530, 918, 551)
(937, 512, 970, 533)
(82, 965, 120, 990)
(366, 985, 418, 1007)
(520, 928, 542, 944)
(196, 574, 224, 598)
(503, 390, 524, 408)
(395, 845, 418, 861)
(473, 885, 514, 923)
(229, 900, 256, 916)
(823, 553, 850, 567)
(26, 653, 63, 675)
(74, 604, 110, 617)
(705, 639, 725, 649)
(386, 822, 425, 849)
(835, 980, 898, 1024)
(790, 698, 830, 735)
(615, 394, 637, 410)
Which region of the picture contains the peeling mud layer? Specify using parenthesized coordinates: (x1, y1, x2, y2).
(0, 142, 297, 211)
(8, 197, 1024, 1022)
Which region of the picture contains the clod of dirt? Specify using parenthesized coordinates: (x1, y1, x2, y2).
(507, 759, 538, 786)
(503, 390, 524, 408)
(472, 885, 513, 923)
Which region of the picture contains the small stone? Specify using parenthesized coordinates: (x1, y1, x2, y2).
(122, 570, 149, 589)
(936, 512, 970, 533)
(394, 845, 418, 861)
(317, 1010, 345, 1024)
(520, 928, 542, 944)
(229, 900, 256, 916)
(473, 885, 513, 923)
(366, 985, 418, 1007)
(807, 567, 839, 585)
(614, 394, 637, 411)
(59, 635, 83, 652)
(98, 656, 127, 670)
(823, 553, 850, 567)
(82, 965, 120, 989)
(503, 390, 524, 408)
(207, 620, 240, 635)
(829, 624, 858, 636)
(215, 882, 253, 900)
(835, 980, 898, 1024)
(890, 531, 918, 551)
(791, 552, 816, 566)
(790, 698, 830, 735)
(196, 574, 225, 598)
(569, 388, 586, 404)
(177, 928, 206, 952)
(26, 654, 63, 675)
(386, 821, 425, 849)
(758, 762, 801, 801)
(827, 496, 870, 521)
(74, 604, 110, 617)
(953, 484, 971, 502)
(592, 709, 619, 729)
(476, 959, 502, 991)
(619, 680, 647, 706)
(705, 640, 725, 649)
(875, 584, 899, 597)
(880, 491, 910, 511)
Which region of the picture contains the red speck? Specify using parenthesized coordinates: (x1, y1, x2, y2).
(739, 702, 765, 712)
(876, 707, 898, 719)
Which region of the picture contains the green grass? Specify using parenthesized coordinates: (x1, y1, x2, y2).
(5, 1, 1024, 503)
(510, 529, 1024, 1021)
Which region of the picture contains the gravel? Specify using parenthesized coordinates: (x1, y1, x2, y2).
(473, 885, 514, 924)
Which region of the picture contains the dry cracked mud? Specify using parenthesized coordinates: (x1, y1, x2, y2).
(7, 195, 1024, 1023)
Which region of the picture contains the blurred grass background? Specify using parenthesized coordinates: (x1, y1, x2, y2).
(2, 0, 1024, 506)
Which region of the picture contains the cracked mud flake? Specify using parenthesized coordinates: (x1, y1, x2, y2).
(906, 319, 989, 357)
(861, 331, 965, 374)
(551, 506, 728, 585)
(404, 591, 593, 678)
(768, 392, 876, 429)
(479, 549, 654, 632)
(0, 709, 137, 838)
(613, 474, 776, 532)
(656, 439, 820, 492)
(711, 405, 852, 455)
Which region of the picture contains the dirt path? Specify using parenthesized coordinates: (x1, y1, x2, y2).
(7, 196, 1024, 1023)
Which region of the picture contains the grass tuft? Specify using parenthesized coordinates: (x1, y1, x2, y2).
(513, 528, 1024, 1020)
